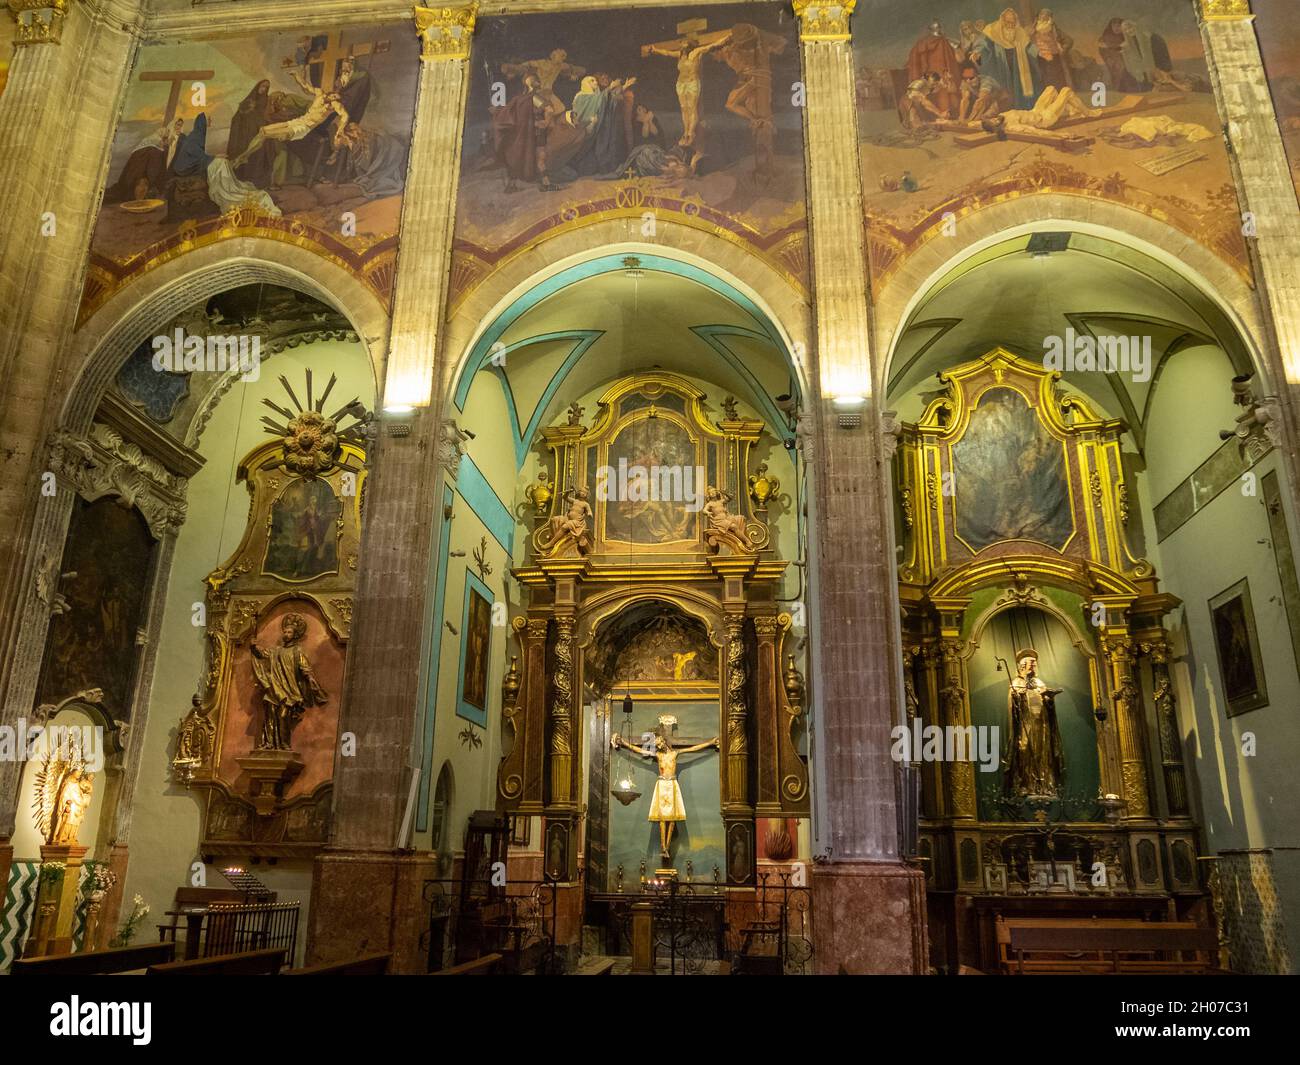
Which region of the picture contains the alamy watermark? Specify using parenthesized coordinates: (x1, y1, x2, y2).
(0, 719, 105, 773)
(594, 460, 706, 512)
(1043, 327, 1151, 383)
(151, 329, 262, 381)
(891, 720, 1000, 773)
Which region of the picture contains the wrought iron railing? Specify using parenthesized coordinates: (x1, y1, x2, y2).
(420, 876, 559, 974)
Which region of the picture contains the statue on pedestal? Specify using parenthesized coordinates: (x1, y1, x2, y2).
(251, 612, 327, 751)
(33, 739, 95, 847)
(1003, 648, 1065, 799)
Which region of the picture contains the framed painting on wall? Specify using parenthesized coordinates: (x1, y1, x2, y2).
(1209, 578, 1269, 717)
(456, 571, 494, 726)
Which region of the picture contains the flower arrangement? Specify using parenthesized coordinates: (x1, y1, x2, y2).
(109, 894, 150, 947)
(38, 861, 66, 889)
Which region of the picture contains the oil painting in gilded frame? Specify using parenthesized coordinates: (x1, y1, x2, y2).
(263, 476, 342, 582)
(1209, 578, 1269, 717)
(950, 387, 1072, 552)
(456, 571, 494, 727)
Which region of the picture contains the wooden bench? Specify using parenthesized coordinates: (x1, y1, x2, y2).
(997, 918, 1220, 975)
(429, 952, 502, 975)
(284, 952, 392, 976)
(12, 941, 176, 976)
(574, 957, 616, 976)
(147, 948, 286, 975)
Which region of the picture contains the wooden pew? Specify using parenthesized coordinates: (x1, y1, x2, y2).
(574, 957, 616, 976)
(284, 952, 392, 975)
(11, 941, 176, 976)
(429, 952, 502, 975)
(997, 918, 1220, 975)
(147, 948, 285, 975)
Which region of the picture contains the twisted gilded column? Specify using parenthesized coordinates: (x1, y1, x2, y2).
(549, 615, 575, 805)
(309, 4, 477, 972)
(1102, 635, 1152, 818)
(795, 0, 927, 973)
(724, 614, 750, 807)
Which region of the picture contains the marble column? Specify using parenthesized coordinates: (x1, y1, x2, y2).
(1199, 1, 1300, 455)
(0, 0, 142, 846)
(794, 0, 928, 973)
(308, 3, 476, 973)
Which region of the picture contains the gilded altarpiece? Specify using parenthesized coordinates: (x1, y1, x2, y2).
(173, 432, 366, 858)
(500, 374, 806, 933)
(894, 349, 1202, 971)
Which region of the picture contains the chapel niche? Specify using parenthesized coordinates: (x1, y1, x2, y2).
(170, 373, 371, 859)
(894, 349, 1202, 971)
(497, 372, 808, 948)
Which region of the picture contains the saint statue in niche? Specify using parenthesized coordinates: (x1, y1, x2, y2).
(251, 612, 328, 751)
(1003, 648, 1065, 799)
(33, 736, 96, 847)
(612, 729, 718, 858)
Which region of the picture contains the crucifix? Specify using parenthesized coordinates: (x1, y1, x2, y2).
(289, 30, 391, 90)
(138, 69, 217, 126)
(611, 715, 718, 859)
(641, 18, 730, 149)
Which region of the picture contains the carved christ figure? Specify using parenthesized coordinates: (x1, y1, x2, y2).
(1004, 648, 1065, 798)
(612, 732, 719, 858)
(251, 612, 328, 751)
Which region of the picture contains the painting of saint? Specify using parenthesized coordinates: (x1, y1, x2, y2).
(603, 417, 698, 545)
(950, 388, 1071, 552)
(1209, 580, 1268, 717)
(458, 578, 493, 722)
(36, 498, 156, 720)
(263, 477, 341, 582)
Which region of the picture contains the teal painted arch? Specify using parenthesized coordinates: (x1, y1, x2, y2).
(450, 254, 802, 461)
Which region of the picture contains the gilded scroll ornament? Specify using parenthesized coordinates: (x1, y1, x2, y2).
(1202, 0, 1252, 19)
(8, 0, 66, 45)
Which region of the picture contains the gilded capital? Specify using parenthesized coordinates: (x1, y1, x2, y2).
(415, 3, 477, 61)
(1202, 0, 1252, 19)
(792, 0, 855, 41)
(8, 0, 67, 45)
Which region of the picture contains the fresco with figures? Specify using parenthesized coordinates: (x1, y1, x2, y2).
(1252, 0, 1300, 208)
(853, 0, 1247, 290)
(451, 2, 807, 310)
(81, 25, 420, 324)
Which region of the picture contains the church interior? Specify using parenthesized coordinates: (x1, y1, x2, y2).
(2, 0, 1299, 983)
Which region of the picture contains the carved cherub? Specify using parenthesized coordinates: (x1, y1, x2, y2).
(549, 486, 592, 553)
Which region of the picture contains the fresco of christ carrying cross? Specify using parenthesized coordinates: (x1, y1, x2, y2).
(612, 718, 719, 859)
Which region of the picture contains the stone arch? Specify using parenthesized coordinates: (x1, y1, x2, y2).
(872, 195, 1269, 398)
(64, 240, 391, 435)
(441, 219, 814, 407)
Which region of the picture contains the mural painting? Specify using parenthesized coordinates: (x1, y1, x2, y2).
(452, 2, 807, 309)
(1252, 0, 1300, 207)
(82, 25, 420, 323)
(854, 1, 1247, 289)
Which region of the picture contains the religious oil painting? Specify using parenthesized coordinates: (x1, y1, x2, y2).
(951, 388, 1071, 552)
(1252, 0, 1300, 208)
(82, 24, 420, 323)
(602, 416, 699, 545)
(35, 498, 156, 720)
(263, 477, 342, 582)
(451, 2, 807, 309)
(457, 573, 494, 726)
(854, 0, 1246, 290)
(1209, 579, 1268, 717)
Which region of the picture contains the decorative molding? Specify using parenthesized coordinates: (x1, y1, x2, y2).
(8, 0, 67, 45)
(792, 0, 854, 41)
(414, 3, 477, 60)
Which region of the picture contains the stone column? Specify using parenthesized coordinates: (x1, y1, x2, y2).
(308, 3, 477, 973)
(0, 0, 142, 851)
(1199, 1, 1300, 446)
(794, 0, 927, 973)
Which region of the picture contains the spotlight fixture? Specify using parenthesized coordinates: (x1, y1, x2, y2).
(832, 394, 866, 430)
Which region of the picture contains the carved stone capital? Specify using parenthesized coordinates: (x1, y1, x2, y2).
(8, 0, 67, 45)
(415, 3, 477, 61)
(792, 0, 855, 41)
